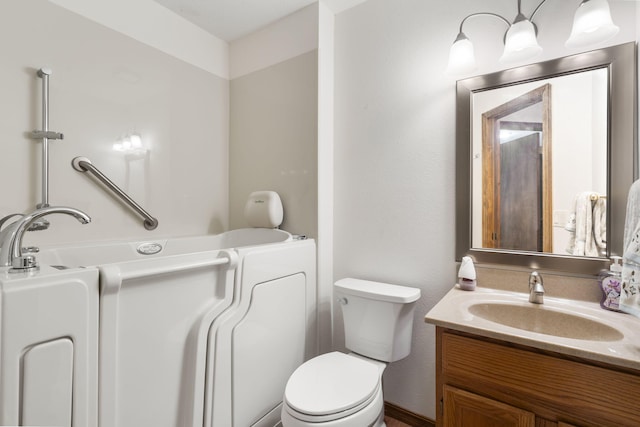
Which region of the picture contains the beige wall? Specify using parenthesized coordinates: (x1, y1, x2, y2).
(229, 51, 319, 238)
(1, 0, 229, 246)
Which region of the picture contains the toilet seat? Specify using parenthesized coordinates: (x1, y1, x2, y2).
(281, 385, 384, 426)
(283, 352, 381, 423)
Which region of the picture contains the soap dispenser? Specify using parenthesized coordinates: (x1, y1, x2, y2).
(458, 256, 477, 291)
(600, 256, 622, 311)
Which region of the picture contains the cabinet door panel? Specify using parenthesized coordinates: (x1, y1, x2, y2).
(444, 385, 535, 427)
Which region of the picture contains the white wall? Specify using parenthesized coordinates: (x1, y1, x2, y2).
(334, 0, 457, 418)
(317, 1, 336, 354)
(333, 0, 637, 419)
(2, 0, 229, 247)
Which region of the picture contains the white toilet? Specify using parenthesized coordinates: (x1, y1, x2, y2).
(281, 278, 421, 427)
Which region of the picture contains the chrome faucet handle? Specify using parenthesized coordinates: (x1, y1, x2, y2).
(11, 254, 38, 271)
(528, 271, 544, 304)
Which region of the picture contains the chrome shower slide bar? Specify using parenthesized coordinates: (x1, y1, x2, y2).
(30, 67, 65, 210)
(71, 156, 158, 230)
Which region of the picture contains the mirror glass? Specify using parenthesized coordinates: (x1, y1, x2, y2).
(471, 70, 608, 257)
(456, 43, 637, 275)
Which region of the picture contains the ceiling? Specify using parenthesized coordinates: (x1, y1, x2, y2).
(153, 0, 366, 42)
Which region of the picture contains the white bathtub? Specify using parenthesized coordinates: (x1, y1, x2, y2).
(37, 228, 293, 267)
(0, 229, 316, 427)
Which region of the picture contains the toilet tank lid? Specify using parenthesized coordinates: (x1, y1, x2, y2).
(335, 278, 420, 303)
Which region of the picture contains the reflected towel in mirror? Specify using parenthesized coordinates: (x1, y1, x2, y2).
(621, 180, 640, 317)
(565, 192, 602, 257)
(593, 197, 607, 253)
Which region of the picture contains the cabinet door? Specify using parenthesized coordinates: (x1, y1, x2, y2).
(444, 385, 535, 427)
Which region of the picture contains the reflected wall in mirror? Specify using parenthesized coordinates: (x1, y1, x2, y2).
(456, 43, 637, 275)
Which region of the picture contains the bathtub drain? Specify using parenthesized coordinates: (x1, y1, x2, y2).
(137, 242, 163, 255)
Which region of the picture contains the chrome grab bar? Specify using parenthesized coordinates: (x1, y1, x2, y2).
(71, 156, 158, 230)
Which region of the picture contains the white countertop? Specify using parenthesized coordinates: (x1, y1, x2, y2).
(425, 285, 640, 371)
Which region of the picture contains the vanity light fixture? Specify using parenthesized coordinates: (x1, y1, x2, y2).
(446, 0, 619, 75)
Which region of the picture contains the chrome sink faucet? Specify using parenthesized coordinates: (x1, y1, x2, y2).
(529, 271, 544, 304)
(0, 206, 91, 271)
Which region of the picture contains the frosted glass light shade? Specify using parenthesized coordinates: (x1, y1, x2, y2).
(128, 134, 142, 149)
(446, 33, 477, 75)
(566, 0, 619, 48)
(499, 19, 542, 64)
(113, 133, 146, 155)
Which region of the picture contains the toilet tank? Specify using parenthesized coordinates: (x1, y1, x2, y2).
(335, 278, 421, 363)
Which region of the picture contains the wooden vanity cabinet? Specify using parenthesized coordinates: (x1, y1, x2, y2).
(436, 327, 640, 427)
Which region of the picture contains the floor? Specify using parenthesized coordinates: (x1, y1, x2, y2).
(384, 416, 412, 427)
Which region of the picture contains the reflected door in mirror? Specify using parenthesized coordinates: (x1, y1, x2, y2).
(481, 84, 551, 252)
(500, 133, 542, 251)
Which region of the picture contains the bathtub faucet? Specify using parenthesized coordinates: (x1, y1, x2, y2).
(0, 206, 91, 271)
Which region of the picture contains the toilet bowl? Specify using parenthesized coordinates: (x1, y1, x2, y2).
(281, 278, 421, 427)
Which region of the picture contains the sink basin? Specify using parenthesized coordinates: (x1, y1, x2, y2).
(425, 286, 640, 371)
(468, 303, 624, 342)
